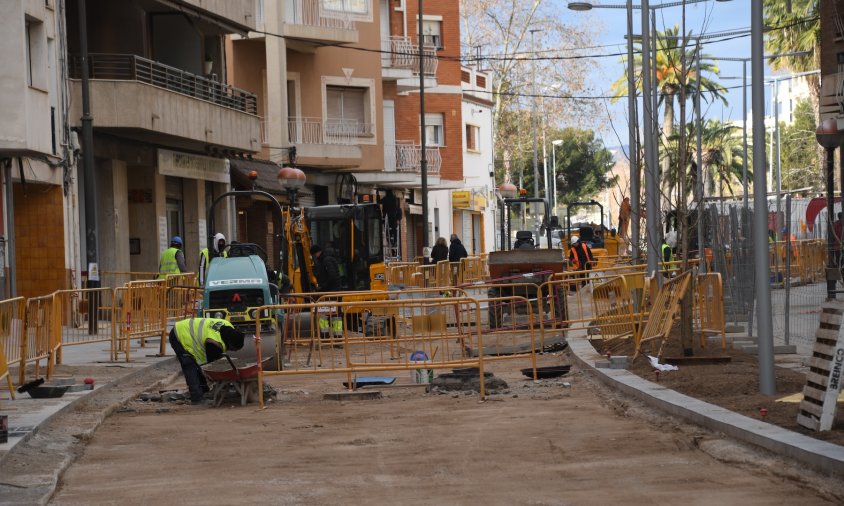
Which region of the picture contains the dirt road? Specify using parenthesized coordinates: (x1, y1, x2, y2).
(51, 362, 842, 505)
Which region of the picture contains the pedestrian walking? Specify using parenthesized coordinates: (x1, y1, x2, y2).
(448, 234, 468, 262)
(431, 237, 449, 264)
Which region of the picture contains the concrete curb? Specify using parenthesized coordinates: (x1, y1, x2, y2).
(566, 337, 844, 477)
(0, 358, 178, 505)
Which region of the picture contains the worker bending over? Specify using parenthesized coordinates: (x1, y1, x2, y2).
(169, 317, 245, 404)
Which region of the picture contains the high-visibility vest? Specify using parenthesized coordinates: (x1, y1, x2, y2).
(661, 243, 674, 264)
(569, 243, 591, 269)
(173, 318, 231, 365)
(199, 248, 210, 286)
(159, 247, 180, 277)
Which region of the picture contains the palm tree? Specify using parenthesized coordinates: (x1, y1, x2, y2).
(667, 120, 748, 202)
(764, 0, 820, 99)
(610, 25, 727, 190)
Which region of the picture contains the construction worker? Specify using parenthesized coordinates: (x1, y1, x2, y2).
(568, 236, 595, 291)
(661, 237, 675, 277)
(198, 233, 228, 286)
(169, 317, 245, 404)
(158, 236, 186, 279)
(311, 244, 342, 292)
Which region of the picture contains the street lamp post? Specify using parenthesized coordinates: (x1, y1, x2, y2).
(530, 28, 543, 198)
(552, 139, 563, 215)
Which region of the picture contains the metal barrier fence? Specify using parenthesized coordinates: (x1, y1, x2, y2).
(22, 295, 56, 384)
(385, 258, 490, 288)
(255, 296, 490, 406)
(0, 297, 25, 392)
(695, 273, 726, 350)
(53, 288, 118, 363)
(117, 280, 168, 360)
(164, 273, 199, 322)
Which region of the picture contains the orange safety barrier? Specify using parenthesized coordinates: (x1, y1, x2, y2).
(695, 273, 726, 350)
(255, 296, 489, 407)
(386, 263, 419, 286)
(0, 297, 26, 385)
(22, 294, 57, 384)
(164, 273, 198, 322)
(590, 275, 640, 354)
(459, 256, 486, 283)
(634, 272, 692, 360)
(117, 280, 168, 361)
(53, 288, 118, 363)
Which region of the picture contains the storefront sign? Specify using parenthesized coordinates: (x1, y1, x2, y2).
(158, 149, 230, 183)
(452, 191, 486, 211)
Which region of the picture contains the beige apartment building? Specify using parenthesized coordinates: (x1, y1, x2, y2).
(64, 0, 261, 277)
(227, 0, 473, 260)
(1, 0, 71, 298)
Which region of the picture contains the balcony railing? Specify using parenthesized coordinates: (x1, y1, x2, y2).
(381, 36, 439, 75)
(288, 117, 372, 145)
(69, 53, 257, 115)
(386, 141, 441, 175)
(284, 0, 357, 30)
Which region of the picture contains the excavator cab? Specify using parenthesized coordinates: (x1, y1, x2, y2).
(306, 203, 386, 291)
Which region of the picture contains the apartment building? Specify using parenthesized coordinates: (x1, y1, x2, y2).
(228, 0, 495, 261)
(820, 0, 844, 126)
(65, 0, 260, 276)
(0, 0, 72, 298)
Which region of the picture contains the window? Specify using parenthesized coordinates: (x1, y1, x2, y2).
(466, 124, 480, 153)
(461, 70, 471, 83)
(25, 22, 33, 86)
(323, 0, 369, 15)
(423, 113, 444, 146)
(25, 18, 46, 89)
(326, 85, 369, 136)
(422, 20, 442, 49)
(476, 74, 486, 88)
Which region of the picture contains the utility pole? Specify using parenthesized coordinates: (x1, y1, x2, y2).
(530, 28, 541, 198)
(641, 0, 659, 275)
(78, 0, 101, 334)
(626, 0, 639, 263)
(751, 0, 776, 395)
(418, 0, 429, 248)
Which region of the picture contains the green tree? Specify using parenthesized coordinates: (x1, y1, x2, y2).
(552, 128, 616, 205)
(610, 25, 727, 186)
(764, 0, 820, 98)
(780, 98, 821, 191)
(667, 120, 747, 200)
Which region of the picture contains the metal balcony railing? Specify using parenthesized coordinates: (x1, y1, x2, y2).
(387, 141, 441, 175)
(288, 117, 372, 145)
(284, 0, 359, 30)
(381, 36, 438, 75)
(69, 54, 258, 115)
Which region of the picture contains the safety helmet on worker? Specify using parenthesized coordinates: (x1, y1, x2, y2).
(170, 236, 183, 247)
(570, 235, 580, 245)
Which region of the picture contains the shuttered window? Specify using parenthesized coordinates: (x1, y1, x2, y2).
(327, 86, 366, 123)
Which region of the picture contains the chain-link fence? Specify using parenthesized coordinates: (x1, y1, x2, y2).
(698, 196, 835, 355)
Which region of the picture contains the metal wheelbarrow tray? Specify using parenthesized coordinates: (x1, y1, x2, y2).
(202, 356, 271, 407)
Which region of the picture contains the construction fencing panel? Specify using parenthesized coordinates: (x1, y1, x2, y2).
(164, 273, 198, 322)
(695, 273, 726, 350)
(53, 288, 118, 363)
(117, 280, 168, 361)
(0, 297, 25, 389)
(22, 295, 56, 383)
(590, 275, 639, 354)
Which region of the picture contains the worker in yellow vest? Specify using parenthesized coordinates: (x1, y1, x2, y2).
(169, 317, 245, 404)
(198, 233, 228, 286)
(158, 236, 186, 279)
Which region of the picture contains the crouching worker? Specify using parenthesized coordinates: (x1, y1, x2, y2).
(169, 318, 245, 404)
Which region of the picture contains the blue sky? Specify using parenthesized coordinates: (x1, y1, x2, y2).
(564, 0, 765, 146)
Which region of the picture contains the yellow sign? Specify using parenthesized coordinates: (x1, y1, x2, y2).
(452, 191, 471, 209)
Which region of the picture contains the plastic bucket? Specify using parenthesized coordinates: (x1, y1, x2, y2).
(409, 350, 433, 384)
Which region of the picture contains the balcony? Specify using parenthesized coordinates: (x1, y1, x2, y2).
(68, 54, 260, 152)
(179, 0, 257, 32)
(282, 0, 363, 47)
(381, 36, 439, 90)
(287, 117, 366, 166)
(386, 141, 441, 175)
(820, 70, 844, 124)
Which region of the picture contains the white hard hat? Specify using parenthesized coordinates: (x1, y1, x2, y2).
(570, 235, 579, 245)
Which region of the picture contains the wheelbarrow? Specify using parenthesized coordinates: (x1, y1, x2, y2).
(202, 355, 270, 407)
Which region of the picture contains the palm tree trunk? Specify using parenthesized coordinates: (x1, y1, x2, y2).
(660, 92, 675, 206)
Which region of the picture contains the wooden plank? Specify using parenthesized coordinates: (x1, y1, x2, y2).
(797, 413, 820, 431)
(807, 355, 832, 371)
(814, 327, 841, 341)
(802, 384, 827, 402)
(806, 371, 830, 388)
(819, 312, 843, 325)
(813, 342, 837, 356)
(798, 398, 824, 417)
